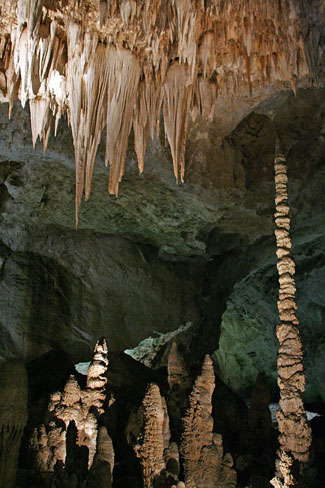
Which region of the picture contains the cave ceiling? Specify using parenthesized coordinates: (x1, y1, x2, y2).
(0, 0, 323, 223)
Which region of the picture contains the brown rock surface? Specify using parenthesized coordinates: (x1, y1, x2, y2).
(0, 360, 28, 488)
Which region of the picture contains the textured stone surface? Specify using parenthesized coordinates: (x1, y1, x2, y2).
(180, 355, 237, 488)
(0, 360, 28, 488)
(31, 339, 108, 473)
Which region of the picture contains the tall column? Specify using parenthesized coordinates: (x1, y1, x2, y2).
(271, 141, 312, 487)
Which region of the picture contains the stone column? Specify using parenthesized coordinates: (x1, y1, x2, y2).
(271, 141, 312, 487)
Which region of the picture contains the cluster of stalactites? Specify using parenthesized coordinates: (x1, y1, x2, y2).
(31, 338, 109, 472)
(0, 0, 318, 223)
(270, 145, 312, 488)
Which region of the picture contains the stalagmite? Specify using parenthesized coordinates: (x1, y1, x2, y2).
(270, 142, 312, 488)
(134, 382, 173, 488)
(180, 355, 237, 488)
(85, 426, 114, 488)
(167, 341, 191, 392)
(31, 338, 109, 474)
(0, 360, 28, 488)
(167, 341, 192, 442)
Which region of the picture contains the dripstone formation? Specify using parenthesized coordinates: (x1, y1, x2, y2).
(0, 1, 323, 223)
(31, 338, 110, 483)
(271, 144, 312, 488)
(180, 355, 236, 488)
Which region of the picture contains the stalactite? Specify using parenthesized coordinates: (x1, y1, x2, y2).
(270, 141, 312, 488)
(163, 63, 192, 183)
(0, 0, 321, 222)
(143, 65, 162, 141)
(105, 45, 140, 196)
(133, 80, 148, 174)
(0, 360, 28, 488)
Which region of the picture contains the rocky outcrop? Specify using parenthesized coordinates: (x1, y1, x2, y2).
(271, 145, 312, 487)
(180, 355, 236, 488)
(31, 338, 109, 477)
(0, 360, 28, 488)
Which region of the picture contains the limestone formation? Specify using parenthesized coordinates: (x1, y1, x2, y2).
(0, 360, 28, 488)
(167, 341, 192, 442)
(85, 426, 114, 488)
(270, 144, 312, 487)
(0, 1, 322, 223)
(134, 382, 174, 488)
(167, 341, 191, 392)
(31, 338, 109, 476)
(180, 355, 236, 488)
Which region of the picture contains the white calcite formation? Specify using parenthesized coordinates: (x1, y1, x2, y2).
(0, 1, 322, 223)
(270, 144, 312, 487)
(31, 338, 109, 473)
(0, 360, 28, 488)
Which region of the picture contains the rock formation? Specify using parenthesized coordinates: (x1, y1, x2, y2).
(270, 143, 312, 487)
(31, 338, 109, 478)
(167, 341, 192, 442)
(134, 382, 175, 488)
(180, 354, 236, 488)
(85, 426, 114, 488)
(0, 360, 28, 488)
(167, 341, 191, 392)
(0, 1, 322, 223)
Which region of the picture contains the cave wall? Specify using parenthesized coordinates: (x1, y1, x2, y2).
(0, 229, 199, 363)
(0, 88, 324, 405)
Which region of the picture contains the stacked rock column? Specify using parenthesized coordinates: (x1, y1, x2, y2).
(271, 142, 312, 487)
